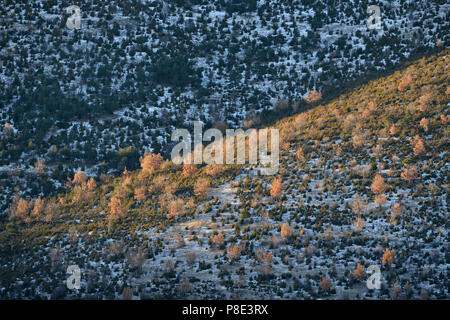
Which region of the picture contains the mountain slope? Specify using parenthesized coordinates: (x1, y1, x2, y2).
(0, 50, 449, 299)
(1, 0, 449, 209)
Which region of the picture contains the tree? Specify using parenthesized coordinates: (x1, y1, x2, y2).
(319, 276, 332, 292)
(352, 132, 365, 149)
(374, 194, 387, 206)
(412, 135, 426, 156)
(351, 194, 366, 215)
(9, 197, 29, 220)
(194, 178, 210, 199)
(72, 170, 87, 185)
(389, 124, 398, 136)
(400, 166, 418, 183)
(304, 90, 322, 104)
(109, 196, 127, 218)
(270, 177, 283, 199)
(107, 196, 127, 232)
(140, 153, 163, 174)
(32, 196, 45, 218)
(419, 118, 429, 132)
(353, 263, 366, 280)
(87, 178, 97, 191)
(43, 201, 60, 222)
(371, 174, 387, 195)
(382, 248, 396, 266)
(34, 159, 46, 175)
(186, 251, 196, 266)
(227, 244, 242, 262)
(280, 222, 294, 239)
(167, 198, 185, 220)
(390, 203, 404, 224)
(205, 164, 224, 176)
(256, 250, 272, 264)
(212, 232, 225, 245)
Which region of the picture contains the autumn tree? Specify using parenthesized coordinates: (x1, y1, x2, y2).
(227, 244, 242, 262)
(319, 276, 332, 292)
(418, 88, 436, 112)
(419, 118, 429, 132)
(382, 248, 396, 266)
(32, 196, 45, 218)
(400, 166, 418, 183)
(212, 232, 225, 245)
(412, 135, 426, 156)
(9, 197, 29, 220)
(353, 263, 366, 280)
(371, 174, 387, 195)
(107, 196, 127, 233)
(304, 90, 322, 104)
(87, 178, 97, 191)
(270, 177, 283, 199)
(72, 170, 87, 185)
(43, 201, 60, 222)
(256, 250, 273, 264)
(352, 132, 365, 149)
(389, 124, 398, 136)
(390, 203, 404, 224)
(205, 163, 225, 176)
(280, 222, 294, 239)
(351, 194, 366, 215)
(109, 196, 127, 218)
(140, 153, 163, 175)
(296, 147, 304, 160)
(167, 198, 185, 220)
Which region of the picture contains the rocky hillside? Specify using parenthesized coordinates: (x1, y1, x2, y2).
(0, 50, 448, 299)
